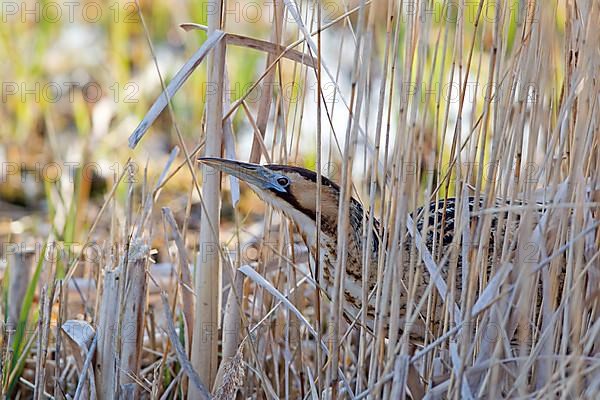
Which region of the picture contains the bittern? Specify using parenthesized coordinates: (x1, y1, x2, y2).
(199, 157, 515, 340)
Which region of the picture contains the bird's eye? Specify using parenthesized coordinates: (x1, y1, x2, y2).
(276, 176, 290, 187)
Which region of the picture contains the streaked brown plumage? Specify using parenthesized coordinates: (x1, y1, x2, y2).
(199, 158, 521, 341)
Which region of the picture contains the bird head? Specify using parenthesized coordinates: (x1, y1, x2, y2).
(198, 157, 343, 232)
(199, 157, 381, 302)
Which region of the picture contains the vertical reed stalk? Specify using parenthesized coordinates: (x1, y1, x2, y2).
(95, 269, 120, 399)
(118, 241, 149, 397)
(7, 248, 35, 347)
(190, 0, 226, 394)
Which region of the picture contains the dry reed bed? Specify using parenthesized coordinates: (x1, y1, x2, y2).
(1, 0, 600, 398)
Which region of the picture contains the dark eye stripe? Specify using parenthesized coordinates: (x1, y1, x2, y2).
(267, 165, 340, 191)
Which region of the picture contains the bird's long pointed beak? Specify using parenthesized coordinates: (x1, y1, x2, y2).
(198, 157, 265, 187)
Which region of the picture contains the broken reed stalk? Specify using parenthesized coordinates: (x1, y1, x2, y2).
(118, 241, 149, 397)
(94, 268, 120, 399)
(190, 0, 226, 394)
(33, 282, 54, 400)
(7, 247, 35, 347)
(62, 320, 96, 399)
(94, 240, 149, 399)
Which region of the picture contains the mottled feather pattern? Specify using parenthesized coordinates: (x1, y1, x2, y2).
(313, 196, 524, 338)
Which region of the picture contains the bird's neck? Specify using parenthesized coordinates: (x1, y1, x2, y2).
(307, 198, 381, 276)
